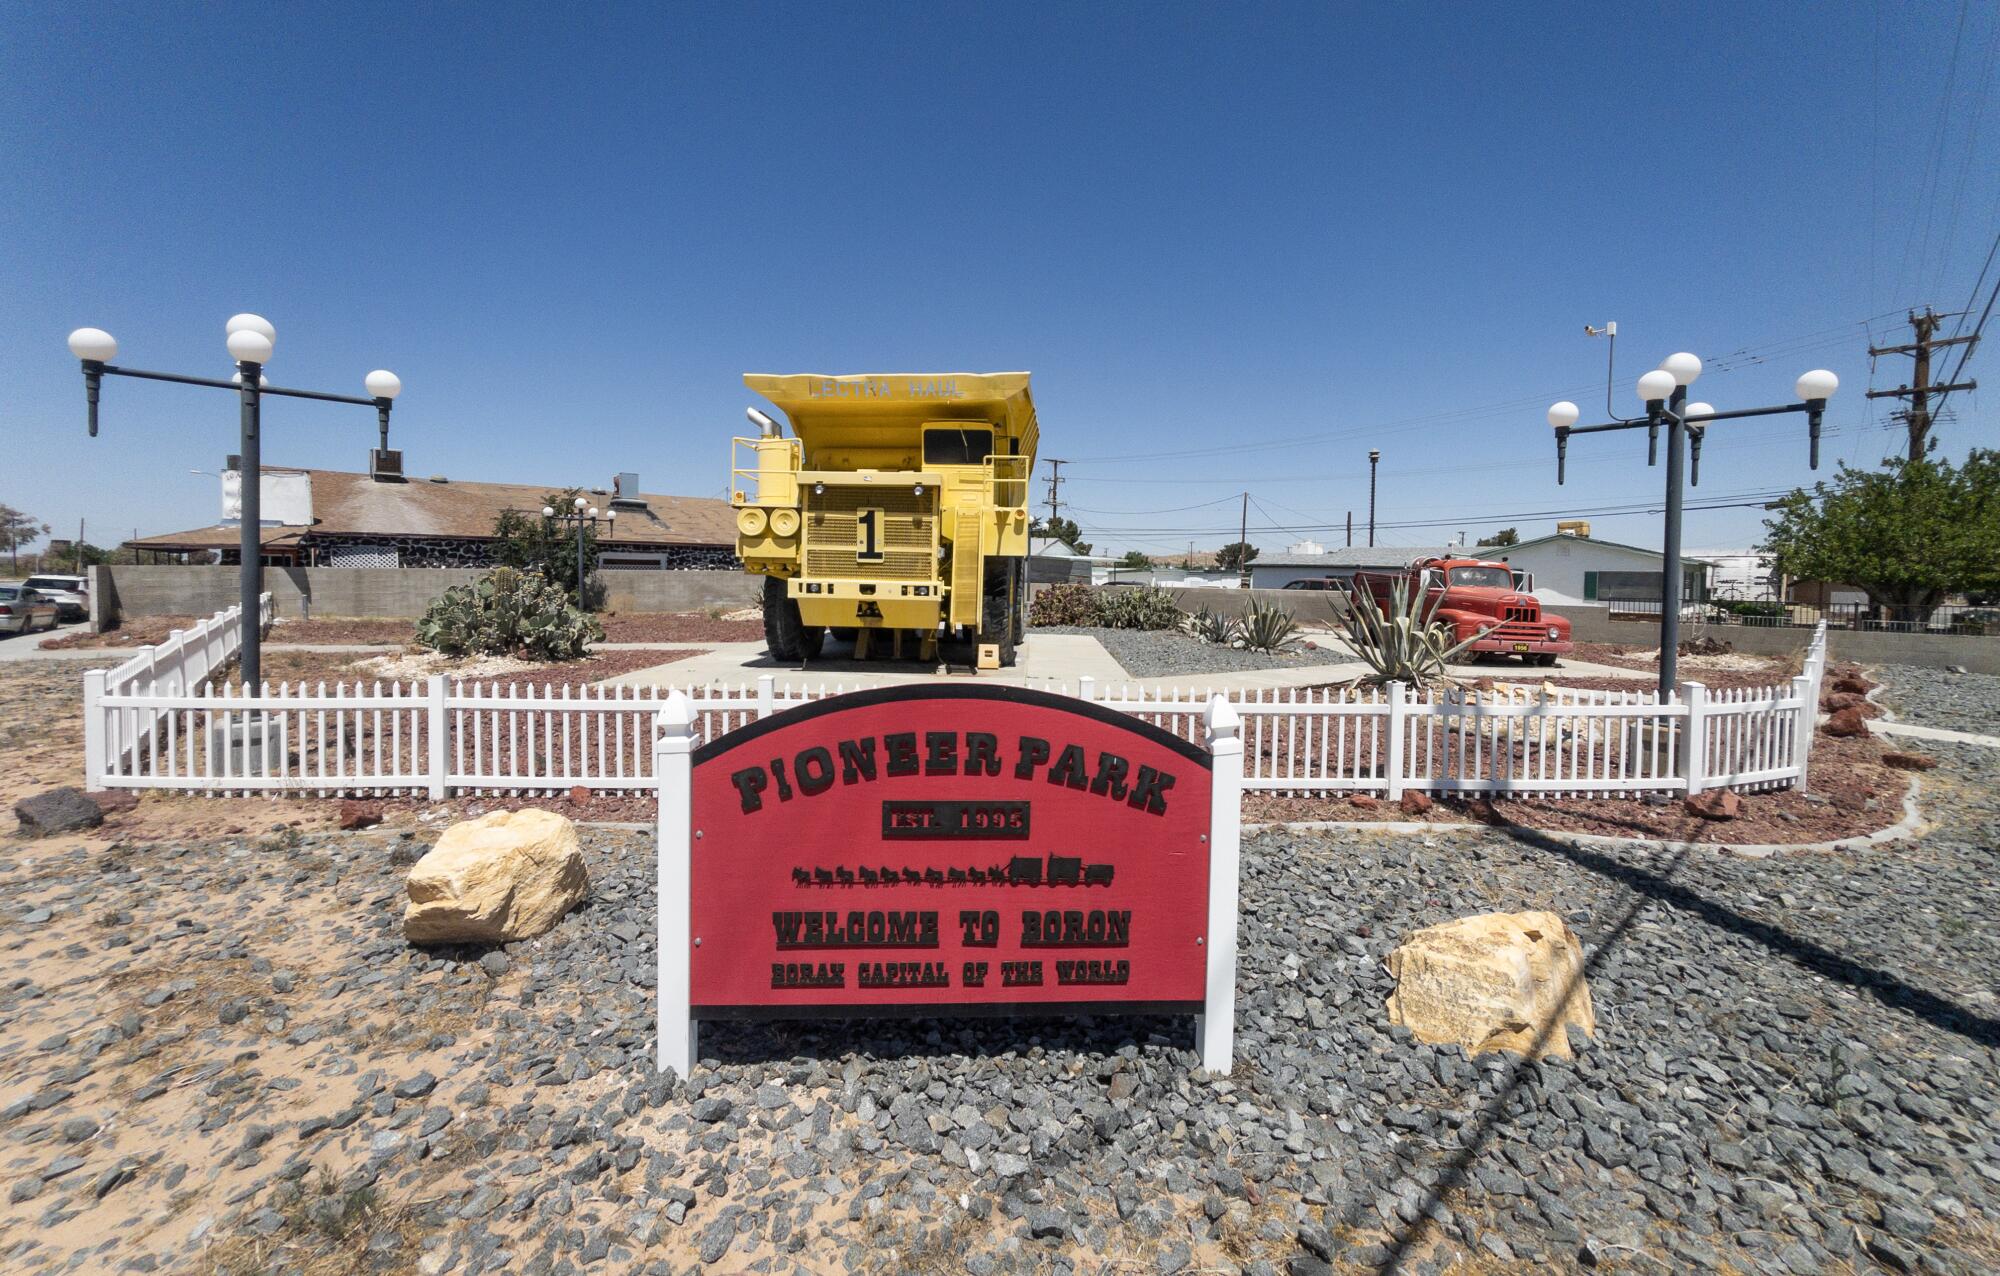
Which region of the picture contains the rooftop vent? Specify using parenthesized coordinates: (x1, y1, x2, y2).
(611, 472, 646, 508)
(370, 448, 405, 482)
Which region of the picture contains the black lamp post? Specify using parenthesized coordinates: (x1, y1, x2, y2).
(67, 317, 402, 686)
(1367, 449, 1380, 547)
(542, 497, 613, 604)
(1547, 352, 1838, 695)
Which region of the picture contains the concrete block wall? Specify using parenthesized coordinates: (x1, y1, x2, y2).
(95, 565, 760, 622)
(1564, 604, 2000, 675)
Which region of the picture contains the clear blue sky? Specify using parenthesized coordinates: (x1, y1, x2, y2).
(5, 2, 1994, 559)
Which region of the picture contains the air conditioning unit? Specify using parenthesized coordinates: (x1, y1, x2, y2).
(371, 449, 405, 481)
(611, 472, 645, 507)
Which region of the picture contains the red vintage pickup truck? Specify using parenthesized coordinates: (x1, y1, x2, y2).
(1349, 555, 1572, 666)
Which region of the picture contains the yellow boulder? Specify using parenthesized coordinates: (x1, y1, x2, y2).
(1385, 911, 1595, 1059)
(404, 808, 588, 944)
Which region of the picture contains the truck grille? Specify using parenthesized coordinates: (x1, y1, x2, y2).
(804, 488, 936, 581)
(1492, 620, 1550, 642)
(1502, 605, 1539, 623)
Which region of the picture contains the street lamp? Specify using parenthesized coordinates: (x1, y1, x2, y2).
(1547, 350, 1836, 694)
(66, 315, 401, 685)
(543, 499, 612, 604)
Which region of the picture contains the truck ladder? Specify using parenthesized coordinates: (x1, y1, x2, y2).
(949, 509, 984, 629)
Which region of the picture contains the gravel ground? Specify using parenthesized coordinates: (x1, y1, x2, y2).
(1872, 662, 2000, 737)
(4, 742, 1997, 1273)
(1036, 626, 1327, 677)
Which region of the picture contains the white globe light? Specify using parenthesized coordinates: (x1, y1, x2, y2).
(1795, 369, 1839, 402)
(1685, 401, 1714, 421)
(68, 327, 117, 362)
(588, 507, 599, 518)
(1636, 369, 1676, 403)
(1661, 352, 1703, 386)
(226, 328, 273, 363)
(542, 505, 555, 517)
(606, 508, 617, 519)
(573, 496, 586, 509)
(225, 313, 276, 342)
(364, 369, 402, 400)
(1547, 401, 1580, 429)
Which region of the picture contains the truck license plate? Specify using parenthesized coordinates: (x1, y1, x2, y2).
(1511, 642, 1530, 652)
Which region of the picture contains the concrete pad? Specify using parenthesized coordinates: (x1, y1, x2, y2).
(603, 633, 1129, 691)
(602, 632, 1653, 694)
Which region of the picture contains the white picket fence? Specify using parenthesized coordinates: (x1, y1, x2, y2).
(83, 610, 1827, 802)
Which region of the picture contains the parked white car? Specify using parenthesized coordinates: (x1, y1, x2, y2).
(0, 584, 61, 634)
(22, 574, 87, 622)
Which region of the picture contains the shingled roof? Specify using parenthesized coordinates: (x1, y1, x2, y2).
(129, 467, 734, 552)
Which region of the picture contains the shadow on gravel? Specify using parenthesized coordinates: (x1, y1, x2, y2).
(1504, 823, 2000, 1050)
(694, 1014, 1190, 1068)
(1375, 820, 2000, 1273)
(1374, 844, 1682, 1274)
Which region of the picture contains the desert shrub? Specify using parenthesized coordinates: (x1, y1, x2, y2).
(1098, 585, 1185, 631)
(1186, 607, 1242, 646)
(1239, 598, 1299, 653)
(415, 567, 604, 661)
(1029, 584, 1103, 627)
(1335, 577, 1487, 686)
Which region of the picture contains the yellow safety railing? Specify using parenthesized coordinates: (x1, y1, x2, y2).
(729, 436, 802, 507)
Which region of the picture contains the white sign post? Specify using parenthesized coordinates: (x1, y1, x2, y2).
(1196, 694, 1243, 1075)
(655, 691, 696, 1080)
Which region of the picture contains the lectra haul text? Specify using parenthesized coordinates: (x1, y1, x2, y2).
(726, 730, 1179, 818)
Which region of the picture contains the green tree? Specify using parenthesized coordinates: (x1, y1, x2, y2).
(1760, 451, 2000, 613)
(495, 492, 600, 605)
(0, 505, 50, 571)
(1476, 527, 1519, 547)
(1031, 516, 1091, 556)
(1115, 550, 1154, 570)
(1216, 541, 1259, 573)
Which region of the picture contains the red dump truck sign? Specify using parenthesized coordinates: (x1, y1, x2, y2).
(687, 685, 1211, 1014)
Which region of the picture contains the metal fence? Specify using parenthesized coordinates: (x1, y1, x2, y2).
(84, 611, 1829, 802)
(1609, 597, 1997, 635)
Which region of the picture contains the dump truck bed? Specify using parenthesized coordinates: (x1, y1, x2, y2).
(745, 373, 1039, 458)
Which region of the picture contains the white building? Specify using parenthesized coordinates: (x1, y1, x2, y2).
(1494, 533, 1711, 607)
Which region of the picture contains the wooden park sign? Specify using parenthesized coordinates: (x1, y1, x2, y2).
(654, 684, 1243, 1078)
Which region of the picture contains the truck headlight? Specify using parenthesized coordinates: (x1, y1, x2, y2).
(736, 507, 768, 536)
(1547, 626, 1560, 641)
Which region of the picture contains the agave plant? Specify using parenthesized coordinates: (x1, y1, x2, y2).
(1185, 606, 1242, 646)
(1335, 578, 1492, 686)
(1240, 598, 1299, 653)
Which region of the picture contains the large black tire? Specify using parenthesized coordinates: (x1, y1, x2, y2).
(1010, 560, 1026, 645)
(981, 562, 1019, 667)
(762, 576, 824, 662)
(1534, 652, 1559, 667)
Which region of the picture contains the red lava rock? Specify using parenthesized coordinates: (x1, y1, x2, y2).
(1349, 794, 1380, 810)
(1832, 790, 1872, 812)
(569, 786, 591, 804)
(1820, 692, 1865, 712)
(1824, 707, 1870, 739)
(337, 800, 383, 830)
(1830, 675, 1870, 695)
(1399, 791, 1433, 816)
(1684, 788, 1742, 820)
(92, 791, 140, 814)
(1882, 752, 1938, 771)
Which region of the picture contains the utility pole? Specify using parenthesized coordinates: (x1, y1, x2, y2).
(1040, 458, 1066, 553)
(1867, 308, 1979, 462)
(1367, 450, 1380, 547)
(1237, 491, 1249, 586)
(1345, 511, 1352, 548)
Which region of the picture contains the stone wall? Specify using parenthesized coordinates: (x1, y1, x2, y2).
(1562, 604, 2000, 675)
(94, 565, 760, 623)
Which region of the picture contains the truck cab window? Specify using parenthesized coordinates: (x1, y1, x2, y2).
(923, 428, 993, 466)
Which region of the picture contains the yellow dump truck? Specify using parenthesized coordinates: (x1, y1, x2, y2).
(730, 373, 1038, 666)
